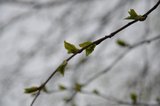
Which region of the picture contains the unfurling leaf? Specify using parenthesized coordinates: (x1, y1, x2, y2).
(130, 92, 137, 104)
(116, 39, 128, 47)
(59, 84, 66, 91)
(79, 41, 96, 56)
(74, 83, 83, 92)
(125, 9, 138, 20)
(129, 9, 138, 17)
(125, 9, 146, 21)
(57, 60, 68, 76)
(24, 86, 39, 94)
(64, 41, 79, 54)
(79, 41, 92, 47)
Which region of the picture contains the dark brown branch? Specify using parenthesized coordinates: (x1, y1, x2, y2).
(29, 0, 160, 106)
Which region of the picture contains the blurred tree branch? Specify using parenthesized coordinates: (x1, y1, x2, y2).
(0, 0, 100, 8)
(26, 0, 160, 106)
(60, 34, 160, 105)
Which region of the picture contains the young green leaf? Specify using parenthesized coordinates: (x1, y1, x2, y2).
(129, 9, 138, 17)
(59, 84, 66, 91)
(116, 39, 128, 47)
(130, 92, 137, 104)
(57, 60, 68, 76)
(74, 83, 83, 92)
(79, 41, 96, 56)
(24, 86, 39, 94)
(125, 9, 138, 20)
(64, 41, 79, 54)
(125, 9, 146, 21)
(79, 41, 92, 47)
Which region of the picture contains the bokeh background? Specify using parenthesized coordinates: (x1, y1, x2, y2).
(0, 0, 160, 106)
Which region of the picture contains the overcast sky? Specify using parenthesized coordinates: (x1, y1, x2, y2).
(0, 0, 160, 106)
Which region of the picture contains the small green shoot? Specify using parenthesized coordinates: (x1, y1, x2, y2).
(125, 9, 146, 21)
(74, 83, 83, 92)
(64, 41, 79, 54)
(130, 92, 137, 104)
(79, 41, 96, 56)
(24, 86, 39, 94)
(116, 39, 129, 47)
(59, 84, 66, 91)
(57, 60, 68, 76)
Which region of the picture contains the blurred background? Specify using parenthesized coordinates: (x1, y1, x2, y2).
(0, 0, 160, 106)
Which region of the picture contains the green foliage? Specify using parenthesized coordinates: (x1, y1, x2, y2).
(74, 83, 83, 92)
(116, 39, 128, 47)
(24, 86, 39, 94)
(125, 9, 146, 21)
(79, 41, 96, 56)
(126, 9, 138, 19)
(93, 89, 99, 95)
(130, 92, 137, 104)
(57, 60, 68, 76)
(59, 84, 66, 91)
(64, 41, 79, 54)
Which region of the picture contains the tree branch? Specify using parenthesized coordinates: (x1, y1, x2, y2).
(29, 0, 160, 106)
(62, 34, 160, 105)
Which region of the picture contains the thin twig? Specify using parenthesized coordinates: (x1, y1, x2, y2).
(65, 34, 160, 104)
(84, 34, 160, 86)
(29, 0, 160, 106)
(30, 91, 41, 106)
(80, 90, 160, 106)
